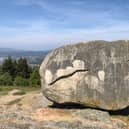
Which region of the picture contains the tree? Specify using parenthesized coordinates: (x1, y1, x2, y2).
(2, 56, 15, 77)
(2, 56, 17, 78)
(17, 57, 31, 78)
(29, 67, 40, 86)
(13, 60, 18, 78)
(14, 76, 29, 86)
(0, 65, 3, 75)
(0, 73, 13, 85)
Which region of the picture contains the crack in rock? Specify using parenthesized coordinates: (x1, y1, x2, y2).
(48, 69, 88, 85)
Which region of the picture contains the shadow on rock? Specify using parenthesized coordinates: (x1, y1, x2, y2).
(50, 102, 87, 109)
(51, 102, 129, 116)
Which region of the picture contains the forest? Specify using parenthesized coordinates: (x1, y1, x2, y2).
(0, 56, 40, 87)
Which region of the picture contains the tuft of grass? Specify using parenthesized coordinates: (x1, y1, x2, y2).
(0, 85, 40, 96)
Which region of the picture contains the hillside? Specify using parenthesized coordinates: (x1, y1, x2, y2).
(0, 48, 50, 65)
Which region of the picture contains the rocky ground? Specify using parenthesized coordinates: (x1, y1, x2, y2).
(0, 90, 128, 129)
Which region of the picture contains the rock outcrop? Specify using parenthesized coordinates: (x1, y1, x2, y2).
(0, 88, 127, 129)
(33, 108, 127, 129)
(8, 89, 25, 96)
(40, 40, 129, 110)
(0, 107, 127, 129)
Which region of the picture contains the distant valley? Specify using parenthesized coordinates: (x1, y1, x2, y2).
(0, 48, 50, 66)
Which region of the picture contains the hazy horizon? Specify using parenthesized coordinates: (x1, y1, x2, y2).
(0, 0, 129, 50)
(0, 47, 51, 51)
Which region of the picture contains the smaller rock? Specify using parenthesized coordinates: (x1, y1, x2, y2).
(20, 92, 53, 109)
(72, 109, 111, 123)
(8, 89, 26, 96)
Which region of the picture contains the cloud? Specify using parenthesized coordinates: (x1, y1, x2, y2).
(1, 0, 129, 50)
(1, 20, 129, 50)
(14, 0, 129, 29)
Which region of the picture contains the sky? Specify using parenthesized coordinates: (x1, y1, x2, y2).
(0, 0, 129, 50)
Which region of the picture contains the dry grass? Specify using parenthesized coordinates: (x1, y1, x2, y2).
(0, 86, 40, 96)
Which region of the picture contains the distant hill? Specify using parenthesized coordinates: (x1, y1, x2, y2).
(0, 48, 50, 56)
(0, 48, 20, 52)
(0, 48, 50, 65)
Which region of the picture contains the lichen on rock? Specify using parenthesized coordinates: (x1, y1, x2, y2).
(40, 40, 129, 110)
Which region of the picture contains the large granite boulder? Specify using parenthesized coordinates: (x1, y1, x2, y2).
(40, 40, 129, 110)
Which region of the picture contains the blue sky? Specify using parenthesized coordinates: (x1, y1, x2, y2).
(0, 0, 129, 50)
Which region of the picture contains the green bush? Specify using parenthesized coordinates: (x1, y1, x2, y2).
(0, 73, 13, 86)
(29, 67, 40, 86)
(14, 76, 29, 86)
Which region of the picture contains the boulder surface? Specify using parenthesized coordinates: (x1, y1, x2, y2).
(40, 40, 129, 110)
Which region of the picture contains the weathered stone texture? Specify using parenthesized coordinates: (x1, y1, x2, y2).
(40, 40, 129, 110)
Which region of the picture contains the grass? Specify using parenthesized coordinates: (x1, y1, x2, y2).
(0, 85, 41, 96)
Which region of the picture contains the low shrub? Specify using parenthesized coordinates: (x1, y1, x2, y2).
(0, 73, 13, 86)
(14, 76, 29, 86)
